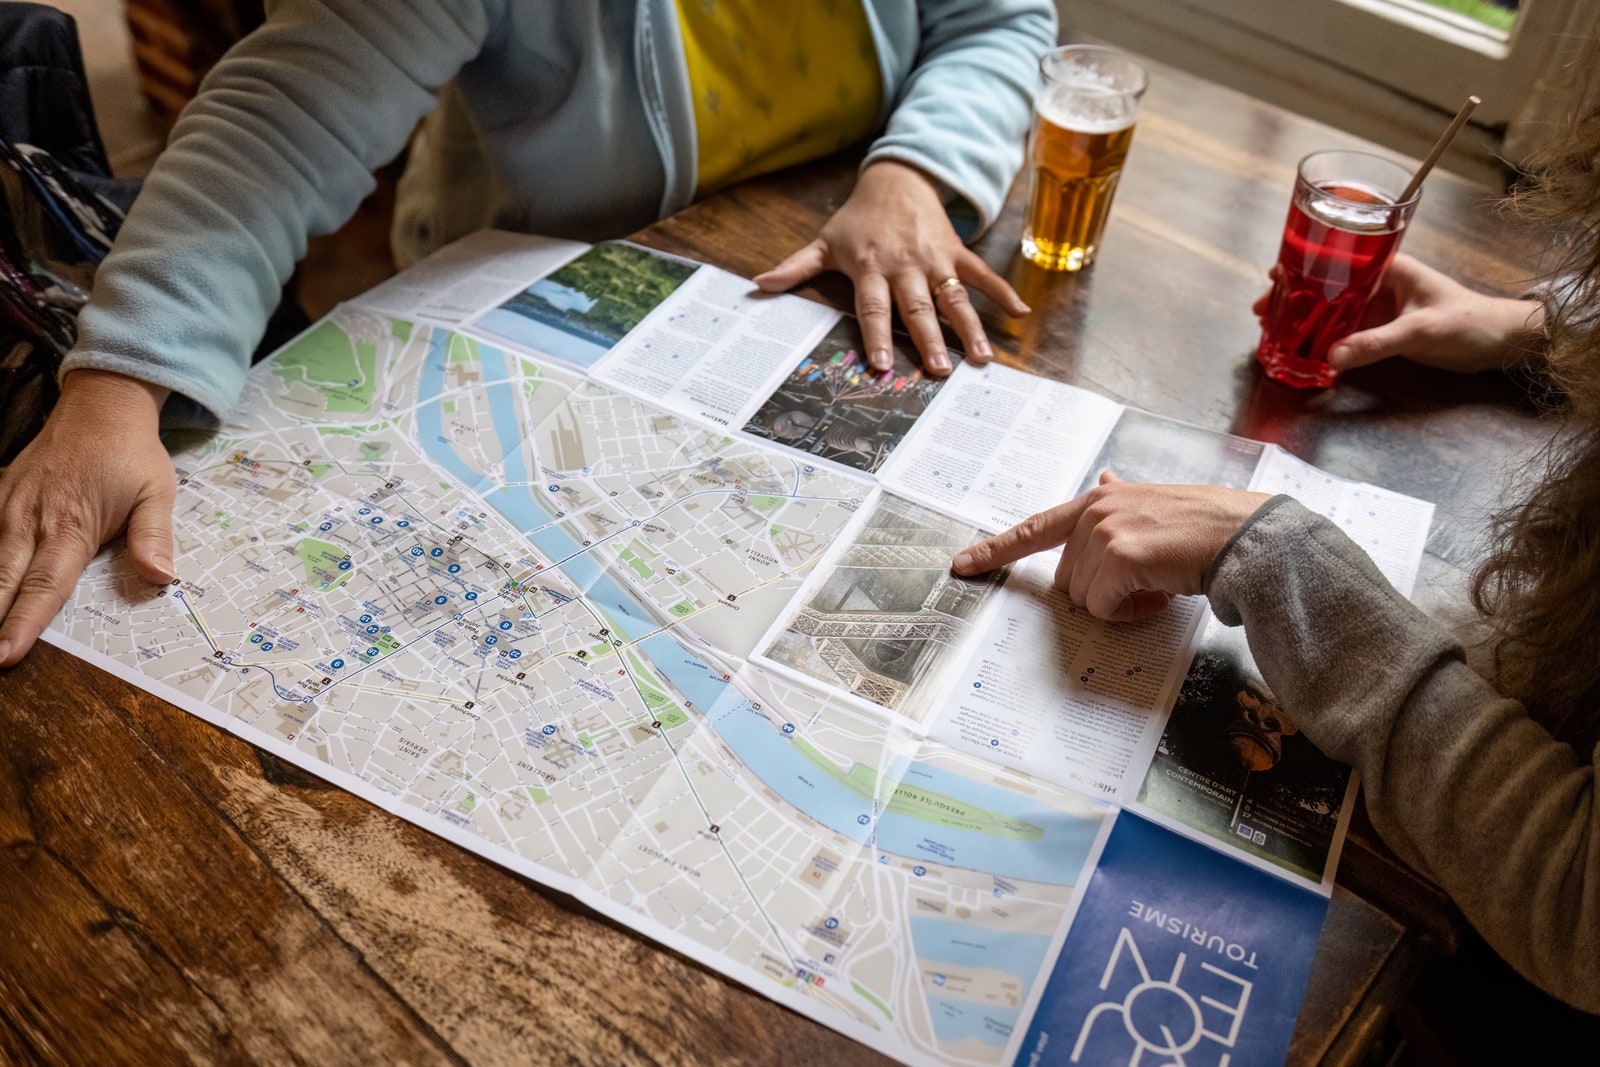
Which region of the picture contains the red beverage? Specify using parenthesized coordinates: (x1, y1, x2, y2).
(1256, 151, 1419, 389)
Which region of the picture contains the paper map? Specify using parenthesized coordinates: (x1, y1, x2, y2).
(47, 234, 1430, 1065)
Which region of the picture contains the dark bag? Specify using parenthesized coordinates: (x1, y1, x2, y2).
(0, 2, 306, 466)
(0, 3, 140, 465)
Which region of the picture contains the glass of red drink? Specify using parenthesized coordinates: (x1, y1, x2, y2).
(1256, 150, 1421, 388)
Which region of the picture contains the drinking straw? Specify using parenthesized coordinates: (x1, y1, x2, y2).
(1397, 95, 1481, 204)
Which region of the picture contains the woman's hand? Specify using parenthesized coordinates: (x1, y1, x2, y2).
(755, 160, 1029, 376)
(951, 473, 1271, 622)
(1254, 253, 1546, 374)
(0, 370, 176, 665)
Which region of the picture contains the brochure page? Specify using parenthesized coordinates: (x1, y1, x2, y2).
(466, 239, 702, 369)
(926, 553, 1207, 804)
(1131, 618, 1361, 889)
(1012, 811, 1329, 1067)
(1251, 445, 1435, 596)
(877, 361, 1121, 529)
(587, 259, 839, 429)
(352, 229, 588, 327)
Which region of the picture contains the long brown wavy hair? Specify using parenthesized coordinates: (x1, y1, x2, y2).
(1471, 66, 1600, 743)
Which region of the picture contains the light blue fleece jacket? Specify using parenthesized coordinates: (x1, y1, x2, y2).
(64, 0, 1057, 424)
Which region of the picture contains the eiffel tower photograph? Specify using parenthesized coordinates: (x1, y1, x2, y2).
(761, 495, 1007, 715)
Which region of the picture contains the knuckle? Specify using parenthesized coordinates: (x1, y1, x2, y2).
(16, 566, 67, 607)
(900, 296, 936, 318)
(1104, 538, 1153, 573)
(0, 497, 27, 532)
(850, 241, 882, 271)
(42, 508, 92, 542)
(1083, 497, 1115, 523)
(857, 297, 892, 319)
(1013, 514, 1047, 545)
(1410, 314, 1444, 345)
(885, 245, 919, 271)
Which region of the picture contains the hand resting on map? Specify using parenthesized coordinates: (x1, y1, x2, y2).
(951, 472, 1271, 622)
(0, 370, 176, 666)
(0, 162, 1023, 670)
(756, 160, 1029, 376)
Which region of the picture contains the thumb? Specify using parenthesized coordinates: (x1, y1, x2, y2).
(1328, 316, 1427, 370)
(754, 240, 828, 293)
(125, 482, 176, 584)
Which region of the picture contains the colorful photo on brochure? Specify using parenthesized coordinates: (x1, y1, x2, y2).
(741, 316, 955, 475)
(471, 241, 696, 367)
(1135, 621, 1352, 883)
(759, 495, 1004, 717)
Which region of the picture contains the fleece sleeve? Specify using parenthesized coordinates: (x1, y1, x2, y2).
(1205, 495, 1600, 1013)
(63, 0, 502, 422)
(864, 0, 1056, 238)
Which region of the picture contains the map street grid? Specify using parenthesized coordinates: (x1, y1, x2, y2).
(50, 302, 1111, 1067)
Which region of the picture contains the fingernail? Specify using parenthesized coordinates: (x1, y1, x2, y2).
(1017, 302, 1032, 315)
(952, 552, 973, 574)
(928, 349, 950, 373)
(1329, 344, 1351, 367)
(973, 339, 993, 359)
(154, 555, 175, 581)
(0, 639, 12, 665)
(872, 348, 891, 370)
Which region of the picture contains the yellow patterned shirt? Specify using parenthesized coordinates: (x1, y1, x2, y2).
(674, 0, 883, 197)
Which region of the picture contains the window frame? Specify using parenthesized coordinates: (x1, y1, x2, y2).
(1057, 0, 1597, 183)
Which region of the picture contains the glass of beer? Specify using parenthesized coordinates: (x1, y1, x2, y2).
(1255, 150, 1420, 388)
(1021, 45, 1148, 272)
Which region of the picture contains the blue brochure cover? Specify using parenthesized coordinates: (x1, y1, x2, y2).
(1015, 812, 1329, 1066)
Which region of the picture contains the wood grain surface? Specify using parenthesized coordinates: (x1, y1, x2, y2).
(0, 53, 1547, 1066)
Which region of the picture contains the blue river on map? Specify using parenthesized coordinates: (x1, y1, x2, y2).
(413, 330, 1099, 886)
(910, 916, 1055, 1049)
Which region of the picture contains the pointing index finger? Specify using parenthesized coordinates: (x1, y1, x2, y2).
(951, 496, 1091, 575)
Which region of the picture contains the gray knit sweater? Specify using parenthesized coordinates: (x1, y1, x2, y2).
(1205, 495, 1600, 1013)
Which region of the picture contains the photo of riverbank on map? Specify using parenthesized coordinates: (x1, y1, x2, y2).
(742, 318, 955, 475)
(469, 241, 697, 368)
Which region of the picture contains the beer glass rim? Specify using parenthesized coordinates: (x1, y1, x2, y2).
(1038, 44, 1149, 99)
(1295, 148, 1422, 210)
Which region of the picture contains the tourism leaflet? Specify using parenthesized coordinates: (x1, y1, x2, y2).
(1015, 811, 1329, 1067)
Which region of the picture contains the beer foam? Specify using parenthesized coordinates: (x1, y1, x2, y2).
(1038, 87, 1137, 134)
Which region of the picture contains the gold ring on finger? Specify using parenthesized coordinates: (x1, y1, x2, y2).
(932, 276, 963, 297)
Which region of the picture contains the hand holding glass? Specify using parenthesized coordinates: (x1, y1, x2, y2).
(1256, 150, 1421, 388)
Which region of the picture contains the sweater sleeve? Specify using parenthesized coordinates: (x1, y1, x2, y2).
(62, 0, 501, 423)
(863, 0, 1056, 238)
(1205, 495, 1600, 1013)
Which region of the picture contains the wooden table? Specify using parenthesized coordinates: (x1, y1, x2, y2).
(0, 55, 1547, 1065)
